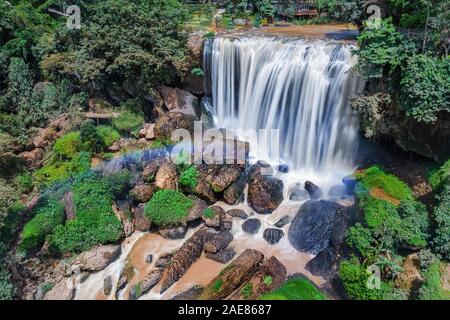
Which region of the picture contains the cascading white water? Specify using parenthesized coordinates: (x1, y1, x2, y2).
(204, 36, 363, 182)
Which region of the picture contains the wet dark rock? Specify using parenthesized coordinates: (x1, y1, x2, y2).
(304, 181, 323, 200)
(202, 206, 225, 229)
(103, 276, 113, 296)
(145, 254, 153, 264)
(170, 285, 204, 300)
(204, 231, 233, 253)
(248, 175, 284, 214)
(263, 228, 284, 245)
(205, 247, 236, 264)
(226, 209, 248, 220)
(242, 219, 261, 235)
(160, 227, 213, 293)
(207, 165, 242, 193)
(199, 249, 264, 300)
(288, 183, 310, 201)
(132, 268, 163, 299)
(226, 256, 287, 300)
(288, 200, 345, 254)
(278, 164, 289, 173)
(155, 253, 173, 269)
(248, 161, 273, 183)
(158, 226, 187, 240)
(305, 247, 338, 277)
(186, 197, 208, 222)
(342, 175, 357, 193)
(274, 215, 291, 228)
(223, 172, 247, 205)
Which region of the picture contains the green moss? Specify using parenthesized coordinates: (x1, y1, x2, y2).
(241, 283, 253, 299)
(356, 166, 413, 201)
(179, 166, 198, 190)
(263, 275, 273, 286)
(260, 277, 326, 300)
(144, 189, 193, 227)
(53, 132, 81, 159)
(96, 125, 121, 147)
(202, 207, 215, 219)
(361, 196, 399, 230)
(212, 279, 223, 293)
(20, 198, 65, 253)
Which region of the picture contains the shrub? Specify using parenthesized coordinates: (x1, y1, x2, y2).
(53, 132, 81, 159)
(347, 223, 378, 259)
(0, 267, 14, 300)
(260, 277, 326, 300)
(80, 120, 103, 153)
(428, 159, 450, 190)
(432, 183, 450, 261)
(144, 189, 193, 227)
(96, 125, 121, 148)
(179, 166, 198, 190)
(14, 173, 34, 194)
(48, 173, 122, 254)
(418, 262, 449, 300)
(112, 110, 144, 137)
(339, 257, 382, 300)
(396, 200, 430, 249)
(102, 170, 133, 197)
(418, 249, 439, 272)
(19, 198, 65, 253)
(191, 67, 204, 77)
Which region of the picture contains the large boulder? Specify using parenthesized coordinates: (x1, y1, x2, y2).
(154, 111, 195, 141)
(395, 253, 424, 293)
(192, 165, 217, 204)
(74, 245, 121, 272)
(202, 206, 226, 229)
(18, 148, 44, 167)
(157, 86, 200, 117)
(159, 226, 187, 240)
(288, 200, 346, 254)
(288, 183, 310, 202)
(130, 268, 163, 299)
(305, 247, 338, 277)
(248, 175, 284, 214)
(247, 161, 273, 183)
(186, 197, 208, 222)
(159, 227, 212, 293)
(199, 249, 264, 300)
(226, 256, 287, 300)
(155, 161, 178, 190)
(242, 219, 261, 235)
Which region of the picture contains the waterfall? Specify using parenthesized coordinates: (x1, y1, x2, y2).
(204, 36, 363, 181)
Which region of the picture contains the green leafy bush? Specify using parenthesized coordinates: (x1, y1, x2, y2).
(112, 110, 144, 137)
(53, 132, 82, 159)
(144, 189, 193, 227)
(80, 120, 103, 153)
(396, 200, 430, 249)
(48, 173, 122, 254)
(428, 159, 450, 190)
(400, 55, 450, 124)
(339, 257, 382, 300)
(179, 166, 198, 190)
(347, 223, 378, 259)
(260, 277, 326, 300)
(432, 183, 450, 261)
(14, 173, 34, 194)
(20, 198, 65, 253)
(418, 262, 449, 300)
(191, 67, 204, 77)
(97, 125, 121, 148)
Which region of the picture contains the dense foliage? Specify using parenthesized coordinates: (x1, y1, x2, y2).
(260, 277, 327, 300)
(144, 189, 193, 227)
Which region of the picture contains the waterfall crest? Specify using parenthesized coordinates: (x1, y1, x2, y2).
(204, 36, 363, 180)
